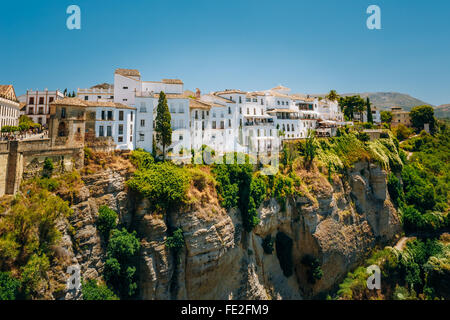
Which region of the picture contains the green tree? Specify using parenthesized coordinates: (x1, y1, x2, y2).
(304, 129, 317, 168)
(96, 206, 118, 240)
(155, 91, 172, 161)
(366, 98, 373, 124)
(381, 111, 393, 124)
(82, 279, 119, 300)
(0, 272, 21, 300)
(410, 105, 436, 134)
(339, 95, 365, 120)
(42, 158, 54, 178)
(104, 228, 140, 298)
(325, 90, 339, 102)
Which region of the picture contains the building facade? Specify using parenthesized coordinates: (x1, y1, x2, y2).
(18, 89, 65, 126)
(0, 85, 20, 131)
(391, 107, 411, 127)
(77, 83, 114, 102)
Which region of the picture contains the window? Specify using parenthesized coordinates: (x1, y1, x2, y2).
(239, 96, 242, 103)
(277, 101, 280, 105)
(139, 133, 144, 141)
(118, 136, 123, 142)
(140, 106, 147, 113)
(195, 110, 198, 119)
(84, 96, 88, 101)
(246, 98, 251, 102)
(228, 119, 231, 127)
(38, 107, 44, 114)
(179, 135, 183, 140)
(252, 98, 257, 102)
(140, 119, 145, 127)
(61, 108, 66, 119)
(123, 99, 128, 102)
(107, 126, 112, 137)
(119, 111, 124, 121)
(131, 112, 133, 121)
(38, 97, 44, 104)
(29, 97, 34, 104)
(101, 110, 106, 120)
(220, 121, 224, 129)
(99, 126, 104, 137)
(228, 107, 231, 114)
(178, 104, 184, 113)
(49, 97, 54, 103)
(212, 121, 216, 129)
(107, 111, 113, 120)
(123, 86, 128, 89)
(118, 125, 124, 135)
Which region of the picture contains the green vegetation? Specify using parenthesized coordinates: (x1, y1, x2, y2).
(336, 236, 450, 300)
(82, 279, 119, 300)
(380, 111, 393, 124)
(130, 148, 154, 169)
(410, 105, 437, 134)
(301, 254, 323, 284)
(262, 235, 274, 254)
(155, 91, 172, 160)
(391, 124, 449, 233)
(96, 206, 118, 239)
(0, 180, 72, 298)
(338, 95, 365, 120)
(42, 158, 54, 179)
(0, 272, 21, 300)
(392, 124, 413, 141)
(104, 228, 140, 299)
(166, 228, 184, 252)
(127, 161, 190, 213)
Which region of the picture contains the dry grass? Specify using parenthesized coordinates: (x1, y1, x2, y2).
(82, 149, 135, 175)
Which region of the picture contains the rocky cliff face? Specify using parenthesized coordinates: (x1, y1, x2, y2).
(136, 161, 401, 300)
(47, 167, 134, 300)
(45, 159, 400, 300)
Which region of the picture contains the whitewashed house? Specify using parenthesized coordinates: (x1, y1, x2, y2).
(0, 85, 20, 130)
(18, 89, 64, 126)
(77, 83, 114, 102)
(85, 101, 136, 150)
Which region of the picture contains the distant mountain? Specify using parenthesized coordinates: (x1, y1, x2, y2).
(434, 104, 450, 119)
(339, 92, 433, 111)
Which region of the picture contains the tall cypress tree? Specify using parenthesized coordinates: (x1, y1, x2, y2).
(366, 97, 373, 124)
(155, 91, 172, 161)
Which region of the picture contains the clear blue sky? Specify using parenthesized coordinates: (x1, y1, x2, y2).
(1, 0, 449, 105)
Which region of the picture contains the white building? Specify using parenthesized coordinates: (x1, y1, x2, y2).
(77, 83, 114, 102)
(78, 68, 345, 158)
(0, 85, 20, 130)
(18, 89, 65, 126)
(85, 101, 136, 150)
(354, 106, 381, 124)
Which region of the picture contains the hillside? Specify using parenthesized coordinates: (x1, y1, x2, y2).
(340, 92, 433, 110)
(435, 104, 450, 119)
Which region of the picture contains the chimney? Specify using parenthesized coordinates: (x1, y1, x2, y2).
(195, 88, 201, 99)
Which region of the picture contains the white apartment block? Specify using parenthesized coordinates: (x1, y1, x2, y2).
(0, 85, 20, 130)
(78, 68, 345, 159)
(85, 101, 136, 150)
(18, 89, 64, 126)
(78, 83, 114, 102)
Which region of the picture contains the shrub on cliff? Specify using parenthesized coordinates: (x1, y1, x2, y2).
(42, 158, 54, 178)
(127, 162, 190, 212)
(0, 272, 21, 300)
(130, 149, 154, 169)
(96, 206, 118, 240)
(166, 228, 184, 252)
(82, 279, 118, 300)
(105, 228, 140, 298)
(301, 254, 323, 284)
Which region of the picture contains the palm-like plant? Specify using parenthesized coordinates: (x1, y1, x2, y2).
(325, 90, 339, 102)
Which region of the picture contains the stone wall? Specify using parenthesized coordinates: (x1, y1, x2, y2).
(0, 139, 84, 197)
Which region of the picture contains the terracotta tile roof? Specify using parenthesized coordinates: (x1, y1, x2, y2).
(214, 89, 247, 95)
(50, 97, 88, 107)
(271, 85, 290, 91)
(84, 101, 136, 110)
(189, 98, 212, 110)
(162, 79, 183, 84)
(0, 84, 19, 102)
(115, 68, 141, 77)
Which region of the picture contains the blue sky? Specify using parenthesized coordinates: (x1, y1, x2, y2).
(1, 0, 449, 105)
